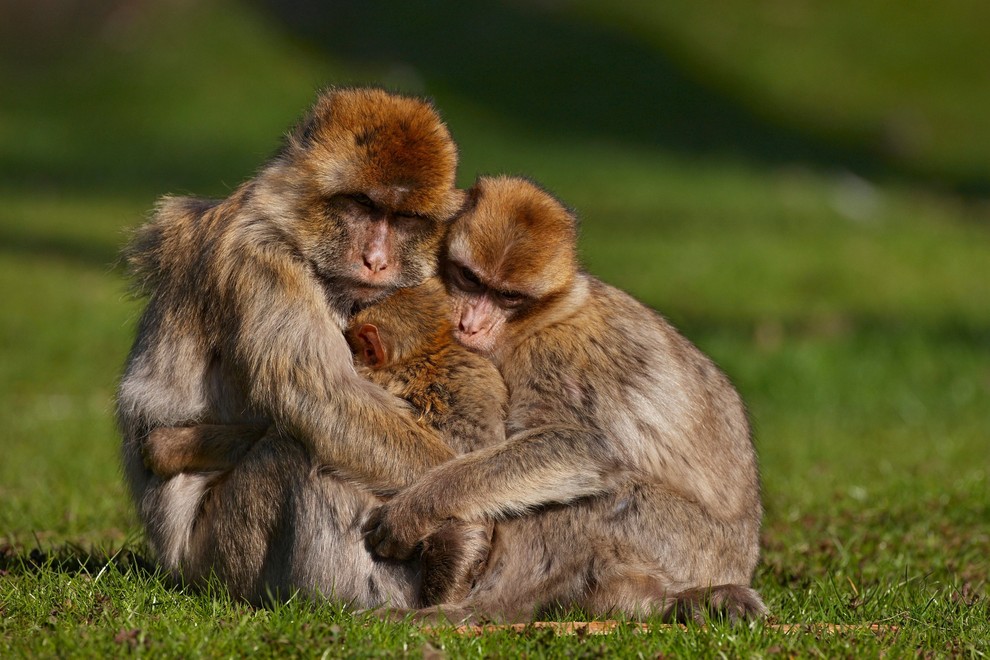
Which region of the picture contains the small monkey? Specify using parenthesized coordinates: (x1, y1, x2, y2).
(117, 88, 489, 606)
(364, 176, 768, 623)
(346, 278, 507, 456)
(142, 279, 506, 605)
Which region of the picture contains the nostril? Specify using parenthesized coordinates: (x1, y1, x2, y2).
(363, 256, 388, 273)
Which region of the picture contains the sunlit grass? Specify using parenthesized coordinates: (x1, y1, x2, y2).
(1, 0, 988, 655)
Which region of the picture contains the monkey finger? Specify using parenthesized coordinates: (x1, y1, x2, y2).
(366, 527, 415, 561)
(362, 513, 414, 560)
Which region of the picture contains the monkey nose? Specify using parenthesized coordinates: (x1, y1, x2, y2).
(363, 255, 388, 274)
(458, 318, 484, 335)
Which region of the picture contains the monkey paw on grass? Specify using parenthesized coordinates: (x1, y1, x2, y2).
(362, 497, 442, 560)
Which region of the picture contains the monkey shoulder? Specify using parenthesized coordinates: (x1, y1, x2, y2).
(508, 277, 744, 434)
(435, 347, 506, 410)
(585, 277, 734, 387)
(370, 347, 505, 452)
(127, 192, 247, 306)
(154, 194, 223, 222)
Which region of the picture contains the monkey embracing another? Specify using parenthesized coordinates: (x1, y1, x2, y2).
(143, 279, 506, 605)
(117, 88, 497, 606)
(364, 176, 768, 624)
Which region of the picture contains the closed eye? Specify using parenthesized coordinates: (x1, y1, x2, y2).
(350, 193, 375, 209)
(448, 261, 484, 293)
(461, 266, 482, 287)
(497, 290, 527, 307)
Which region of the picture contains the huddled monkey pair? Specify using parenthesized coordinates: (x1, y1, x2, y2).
(117, 88, 767, 622)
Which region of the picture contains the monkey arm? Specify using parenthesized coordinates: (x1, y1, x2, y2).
(143, 424, 268, 477)
(228, 250, 456, 493)
(363, 424, 621, 559)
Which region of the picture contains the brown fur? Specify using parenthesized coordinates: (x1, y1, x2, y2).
(364, 175, 768, 623)
(116, 88, 492, 607)
(143, 279, 505, 604)
(143, 423, 267, 478)
(347, 278, 507, 454)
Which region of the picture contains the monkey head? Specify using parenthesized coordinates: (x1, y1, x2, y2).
(443, 176, 579, 360)
(276, 88, 463, 303)
(346, 278, 452, 368)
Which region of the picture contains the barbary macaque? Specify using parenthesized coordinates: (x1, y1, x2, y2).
(363, 176, 768, 623)
(116, 87, 494, 606)
(143, 279, 506, 604)
(346, 278, 507, 456)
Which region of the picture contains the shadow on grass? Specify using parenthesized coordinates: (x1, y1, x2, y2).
(0, 542, 158, 579)
(256, 0, 989, 197)
(1, 1, 987, 200)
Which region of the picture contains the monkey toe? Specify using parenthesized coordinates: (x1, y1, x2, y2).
(712, 585, 769, 624)
(665, 584, 768, 625)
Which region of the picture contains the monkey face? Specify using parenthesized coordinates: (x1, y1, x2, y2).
(313, 191, 451, 301)
(442, 176, 579, 359)
(444, 260, 518, 356)
(286, 88, 464, 302)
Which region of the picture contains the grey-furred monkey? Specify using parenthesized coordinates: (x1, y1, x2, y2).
(363, 175, 768, 623)
(116, 87, 500, 606)
(143, 279, 505, 604)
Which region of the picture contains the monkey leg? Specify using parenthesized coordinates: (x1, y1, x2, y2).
(580, 570, 768, 624)
(185, 430, 305, 603)
(186, 429, 421, 609)
(576, 483, 767, 623)
(394, 484, 765, 624)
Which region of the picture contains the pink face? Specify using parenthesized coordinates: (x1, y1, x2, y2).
(450, 291, 502, 354)
(324, 192, 442, 301)
(444, 260, 528, 357)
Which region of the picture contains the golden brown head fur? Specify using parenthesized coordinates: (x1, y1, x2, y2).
(346, 278, 453, 366)
(125, 87, 465, 316)
(284, 87, 462, 221)
(447, 176, 578, 299)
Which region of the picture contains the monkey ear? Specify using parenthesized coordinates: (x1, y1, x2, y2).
(356, 324, 387, 368)
(461, 183, 482, 214)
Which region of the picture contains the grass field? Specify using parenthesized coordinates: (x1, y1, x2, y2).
(1, 1, 988, 656)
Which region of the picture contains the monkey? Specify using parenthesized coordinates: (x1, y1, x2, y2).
(142, 278, 505, 476)
(116, 87, 498, 607)
(141, 279, 506, 604)
(346, 278, 507, 452)
(363, 175, 768, 624)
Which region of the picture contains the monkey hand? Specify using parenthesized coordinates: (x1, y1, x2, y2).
(362, 497, 441, 561)
(141, 428, 183, 478)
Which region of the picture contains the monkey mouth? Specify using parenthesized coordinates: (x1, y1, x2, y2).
(347, 280, 398, 304)
(313, 270, 394, 311)
(451, 328, 493, 355)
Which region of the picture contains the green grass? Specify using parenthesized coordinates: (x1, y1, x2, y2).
(1, 0, 988, 656)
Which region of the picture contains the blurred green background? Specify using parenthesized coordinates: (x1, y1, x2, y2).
(1, 0, 987, 639)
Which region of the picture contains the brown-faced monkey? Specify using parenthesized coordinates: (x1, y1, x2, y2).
(345, 278, 506, 457)
(364, 176, 768, 623)
(117, 88, 492, 606)
(142, 279, 505, 604)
